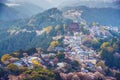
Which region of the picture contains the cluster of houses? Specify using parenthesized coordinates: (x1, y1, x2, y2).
(2, 20, 120, 79)
(63, 35, 98, 72)
(103, 26, 119, 32)
(89, 25, 114, 39)
(11, 51, 70, 71)
(8, 21, 118, 74)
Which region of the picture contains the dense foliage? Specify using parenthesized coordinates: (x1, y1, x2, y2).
(22, 67, 55, 80)
(99, 38, 120, 68)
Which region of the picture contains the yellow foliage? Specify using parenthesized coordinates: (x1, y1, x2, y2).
(31, 59, 41, 66)
(7, 64, 19, 71)
(100, 42, 110, 49)
(1, 54, 12, 62)
(98, 50, 103, 57)
(50, 40, 59, 48)
(14, 58, 19, 61)
(106, 47, 114, 53)
(89, 60, 97, 64)
(19, 66, 28, 72)
(13, 52, 20, 56)
(44, 26, 52, 34)
(96, 61, 107, 70)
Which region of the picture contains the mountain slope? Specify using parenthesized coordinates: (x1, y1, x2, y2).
(63, 6, 120, 27)
(0, 8, 73, 54)
(0, 6, 120, 55)
(0, 3, 43, 21)
(0, 3, 22, 21)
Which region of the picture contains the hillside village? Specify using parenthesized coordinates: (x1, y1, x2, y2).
(0, 7, 120, 80)
(0, 21, 120, 80)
